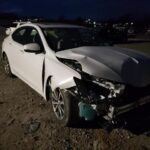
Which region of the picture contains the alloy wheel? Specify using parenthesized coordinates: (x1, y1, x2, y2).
(52, 89, 65, 120)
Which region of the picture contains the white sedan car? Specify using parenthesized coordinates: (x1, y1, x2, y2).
(2, 23, 150, 126)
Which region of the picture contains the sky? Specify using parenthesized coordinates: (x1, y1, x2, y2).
(0, 0, 150, 20)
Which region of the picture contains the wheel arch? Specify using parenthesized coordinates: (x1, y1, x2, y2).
(2, 51, 6, 58)
(45, 76, 52, 101)
(1, 51, 10, 62)
(44, 75, 76, 101)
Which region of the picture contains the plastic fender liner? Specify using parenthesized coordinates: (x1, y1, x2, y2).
(78, 102, 97, 121)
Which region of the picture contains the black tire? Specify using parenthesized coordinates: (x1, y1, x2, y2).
(2, 54, 13, 77)
(50, 87, 80, 127)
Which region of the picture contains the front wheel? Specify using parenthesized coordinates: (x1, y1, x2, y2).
(51, 88, 80, 127)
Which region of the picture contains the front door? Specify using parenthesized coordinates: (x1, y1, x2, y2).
(19, 27, 45, 93)
(10, 26, 45, 94)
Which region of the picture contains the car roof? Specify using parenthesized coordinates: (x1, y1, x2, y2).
(34, 23, 86, 28)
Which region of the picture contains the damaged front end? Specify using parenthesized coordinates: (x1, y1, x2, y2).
(68, 74, 126, 122)
(58, 57, 150, 124)
(69, 75, 150, 124)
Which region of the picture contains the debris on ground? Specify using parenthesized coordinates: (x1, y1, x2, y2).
(22, 119, 41, 134)
(7, 118, 15, 126)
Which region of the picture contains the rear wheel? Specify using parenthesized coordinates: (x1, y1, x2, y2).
(2, 54, 13, 77)
(50, 87, 80, 126)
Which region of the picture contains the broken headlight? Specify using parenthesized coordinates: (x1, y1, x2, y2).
(74, 76, 125, 103)
(74, 77, 110, 103)
(57, 57, 82, 72)
(91, 76, 125, 98)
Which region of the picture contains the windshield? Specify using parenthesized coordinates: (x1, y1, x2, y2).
(43, 27, 110, 52)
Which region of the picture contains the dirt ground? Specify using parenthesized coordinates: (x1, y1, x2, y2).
(0, 27, 150, 150)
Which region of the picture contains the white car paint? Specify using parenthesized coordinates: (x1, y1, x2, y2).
(2, 22, 150, 124)
(2, 23, 81, 99)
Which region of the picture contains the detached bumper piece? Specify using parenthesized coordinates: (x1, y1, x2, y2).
(77, 95, 150, 122)
(104, 96, 150, 121)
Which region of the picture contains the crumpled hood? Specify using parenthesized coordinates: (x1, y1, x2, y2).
(56, 46, 150, 87)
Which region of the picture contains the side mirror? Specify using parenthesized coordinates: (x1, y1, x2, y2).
(24, 43, 41, 53)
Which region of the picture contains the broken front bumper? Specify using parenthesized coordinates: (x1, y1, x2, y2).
(104, 96, 150, 121)
(77, 96, 150, 122)
(69, 78, 150, 122)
